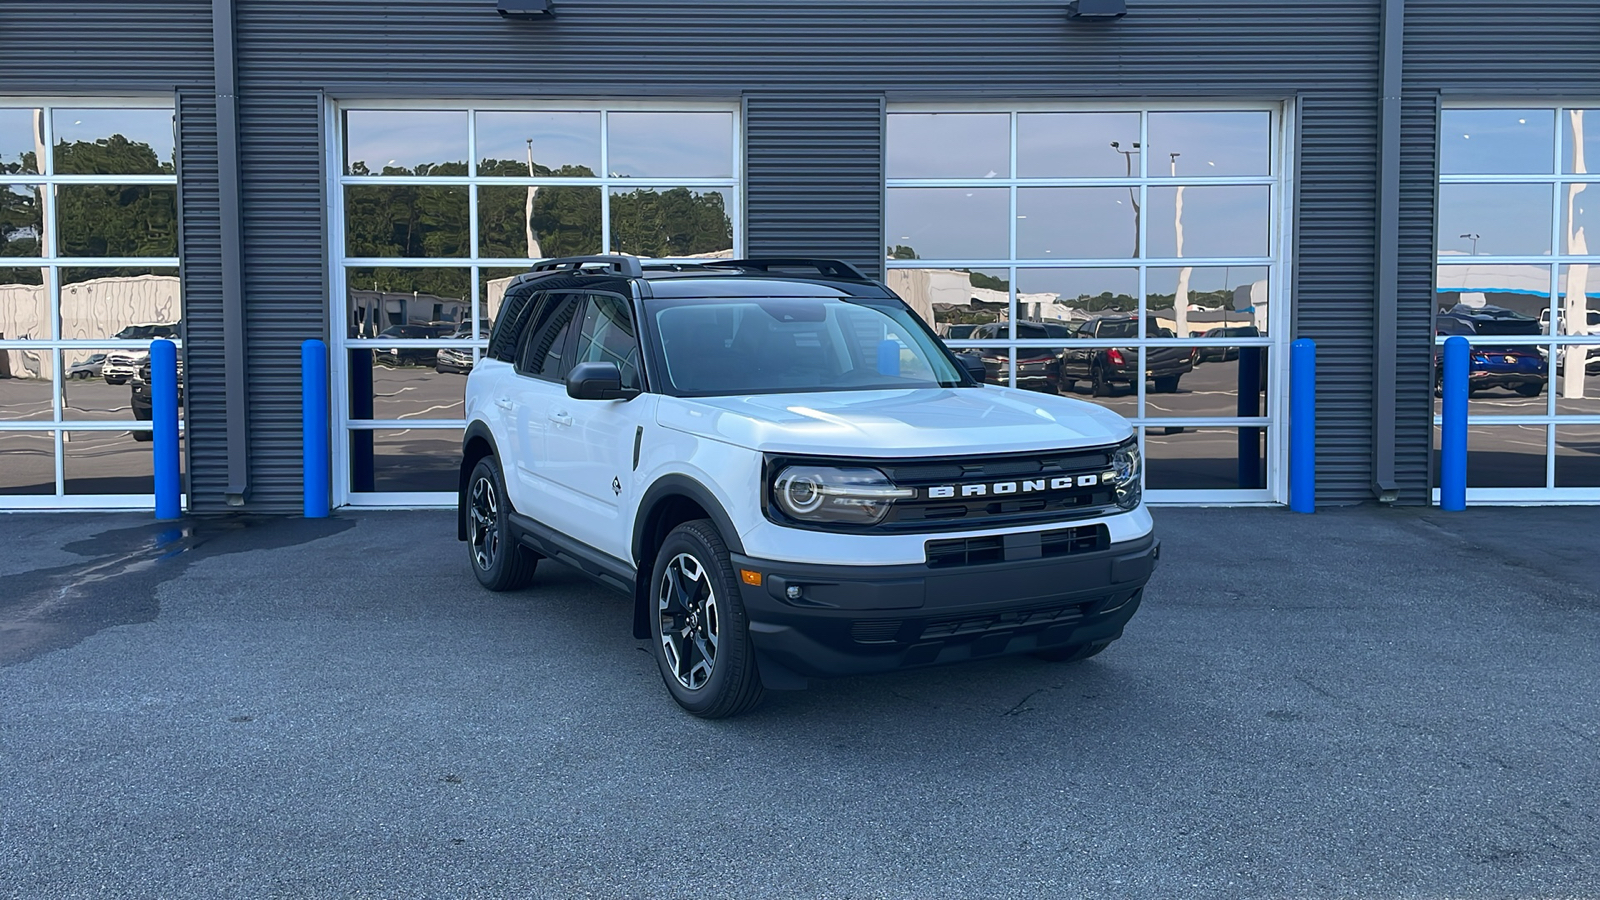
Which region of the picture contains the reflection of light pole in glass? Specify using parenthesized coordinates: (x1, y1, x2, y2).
(1172, 152, 1190, 340)
(525, 138, 542, 259)
(1110, 141, 1140, 257)
(1459, 232, 1480, 255)
(1564, 109, 1590, 399)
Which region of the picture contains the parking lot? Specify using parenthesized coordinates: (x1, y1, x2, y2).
(2, 506, 1598, 898)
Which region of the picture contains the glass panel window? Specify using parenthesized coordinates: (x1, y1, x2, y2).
(0, 431, 55, 495)
(1147, 266, 1270, 338)
(887, 267, 1010, 335)
(1143, 347, 1267, 419)
(0, 366, 52, 421)
(351, 428, 463, 493)
(475, 111, 600, 177)
(345, 267, 470, 340)
(1017, 267, 1138, 324)
(2, 184, 44, 258)
(1017, 113, 1141, 179)
(887, 114, 1010, 179)
(59, 268, 181, 343)
(62, 347, 170, 422)
(1563, 109, 1600, 176)
(52, 109, 174, 175)
(1437, 184, 1553, 258)
(1146, 185, 1270, 259)
(1450, 424, 1548, 489)
(1560, 183, 1599, 256)
(1144, 426, 1268, 491)
(1016, 187, 1138, 259)
(1435, 264, 1553, 333)
(608, 187, 733, 258)
(478, 185, 601, 259)
(64, 428, 154, 495)
(1555, 424, 1600, 487)
(1440, 109, 1555, 176)
(606, 112, 733, 178)
(886, 188, 1009, 261)
(344, 185, 469, 259)
(344, 110, 467, 177)
(1146, 111, 1272, 178)
(1, 109, 43, 175)
(0, 268, 49, 342)
(56, 184, 178, 258)
(348, 354, 466, 421)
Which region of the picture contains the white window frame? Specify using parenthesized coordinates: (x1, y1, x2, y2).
(1433, 100, 1600, 505)
(884, 100, 1296, 506)
(325, 99, 744, 508)
(0, 96, 182, 511)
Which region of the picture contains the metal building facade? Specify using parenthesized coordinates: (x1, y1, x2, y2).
(3, 0, 1594, 512)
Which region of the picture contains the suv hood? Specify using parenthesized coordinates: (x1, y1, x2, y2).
(657, 387, 1131, 456)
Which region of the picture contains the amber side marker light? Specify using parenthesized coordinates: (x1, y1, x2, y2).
(739, 569, 763, 586)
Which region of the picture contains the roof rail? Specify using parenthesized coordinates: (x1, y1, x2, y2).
(704, 258, 870, 281)
(530, 255, 644, 278)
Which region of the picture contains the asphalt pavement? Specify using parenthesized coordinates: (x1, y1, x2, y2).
(2, 506, 1598, 899)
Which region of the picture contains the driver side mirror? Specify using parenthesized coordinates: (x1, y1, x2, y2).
(955, 353, 987, 384)
(566, 361, 641, 400)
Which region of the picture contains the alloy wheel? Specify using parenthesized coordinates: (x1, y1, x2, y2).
(657, 552, 719, 690)
(468, 475, 500, 571)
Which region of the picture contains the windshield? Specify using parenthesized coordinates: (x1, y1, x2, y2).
(645, 296, 966, 396)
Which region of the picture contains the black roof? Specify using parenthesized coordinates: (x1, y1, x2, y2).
(502, 256, 894, 301)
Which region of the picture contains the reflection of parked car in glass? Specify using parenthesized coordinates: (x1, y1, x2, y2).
(376, 322, 458, 367)
(1434, 305, 1547, 397)
(129, 356, 184, 442)
(435, 322, 487, 374)
(1194, 325, 1261, 363)
(1057, 315, 1195, 396)
(969, 321, 1070, 392)
(104, 322, 181, 384)
(68, 353, 106, 380)
(1539, 308, 1600, 375)
(940, 323, 978, 340)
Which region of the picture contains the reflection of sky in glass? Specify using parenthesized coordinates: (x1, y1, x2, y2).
(1016, 188, 1137, 259)
(1016, 267, 1137, 304)
(1564, 110, 1598, 174)
(345, 110, 467, 174)
(887, 114, 1009, 179)
(1147, 112, 1270, 178)
(886, 188, 1009, 260)
(1017, 113, 1140, 178)
(1147, 186, 1269, 258)
(1, 109, 41, 174)
(607, 113, 733, 178)
(476, 111, 599, 174)
(1146, 266, 1268, 299)
(1437, 183, 1553, 257)
(53, 108, 175, 171)
(1440, 109, 1554, 175)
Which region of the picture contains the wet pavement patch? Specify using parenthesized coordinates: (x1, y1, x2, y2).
(0, 515, 354, 667)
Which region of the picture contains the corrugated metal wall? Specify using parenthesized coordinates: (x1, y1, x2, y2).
(175, 90, 230, 510)
(0, 2, 212, 93)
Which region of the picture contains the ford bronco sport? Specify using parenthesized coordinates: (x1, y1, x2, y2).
(458, 256, 1158, 717)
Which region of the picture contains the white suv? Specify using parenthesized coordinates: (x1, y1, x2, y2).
(458, 256, 1158, 717)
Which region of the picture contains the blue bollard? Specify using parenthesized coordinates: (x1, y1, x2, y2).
(1439, 335, 1469, 511)
(151, 338, 181, 519)
(1289, 338, 1316, 514)
(302, 339, 330, 518)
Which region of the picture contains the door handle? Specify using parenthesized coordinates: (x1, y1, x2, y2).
(549, 411, 573, 427)
(494, 397, 513, 411)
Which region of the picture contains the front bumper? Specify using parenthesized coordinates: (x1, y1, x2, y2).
(730, 533, 1157, 683)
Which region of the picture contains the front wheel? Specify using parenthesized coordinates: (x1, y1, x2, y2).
(465, 456, 539, 591)
(1091, 366, 1112, 397)
(650, 520, 765, 718)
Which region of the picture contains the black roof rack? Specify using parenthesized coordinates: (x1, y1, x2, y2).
(701, 258, 869, 281)
(530, 255, 644, 278)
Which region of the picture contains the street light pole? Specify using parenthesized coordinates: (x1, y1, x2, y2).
(1110, 141, 1141, 258)
(1459, 232, 1480, 256)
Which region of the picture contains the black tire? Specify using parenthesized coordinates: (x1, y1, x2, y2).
(1515, 383, 1543, 397)
(649, 519, 765, 718)
(1153, 375, 1181, 394)
(1091, 365, 1112, 397)
(465, 456, 539, 592)
(1034, 639, 1112, 663)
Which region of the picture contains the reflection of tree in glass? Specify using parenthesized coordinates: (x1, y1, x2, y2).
(45, 138, 178, 266)
(477, 159, 601, 259)
(889, 244, 919, 260)
(0, 183, 41, 284)
(345, 183, 469, 278)
(964, 270, 1009, 292)
(610, 188, 731, 257)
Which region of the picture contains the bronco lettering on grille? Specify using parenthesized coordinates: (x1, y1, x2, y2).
(926, 472, 1111, 500)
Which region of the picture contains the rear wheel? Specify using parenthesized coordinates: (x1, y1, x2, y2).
(1515, 383, 1543, 397)
(1091, 365, 1112, 397)
(466, 456, 539, 592)
(1034, 640, 1111, 663)
(649, 519, 765, 718)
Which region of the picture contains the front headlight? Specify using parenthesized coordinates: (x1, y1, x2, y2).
(771, 466, 915, 526)
(1111, 439, 1142, 510)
